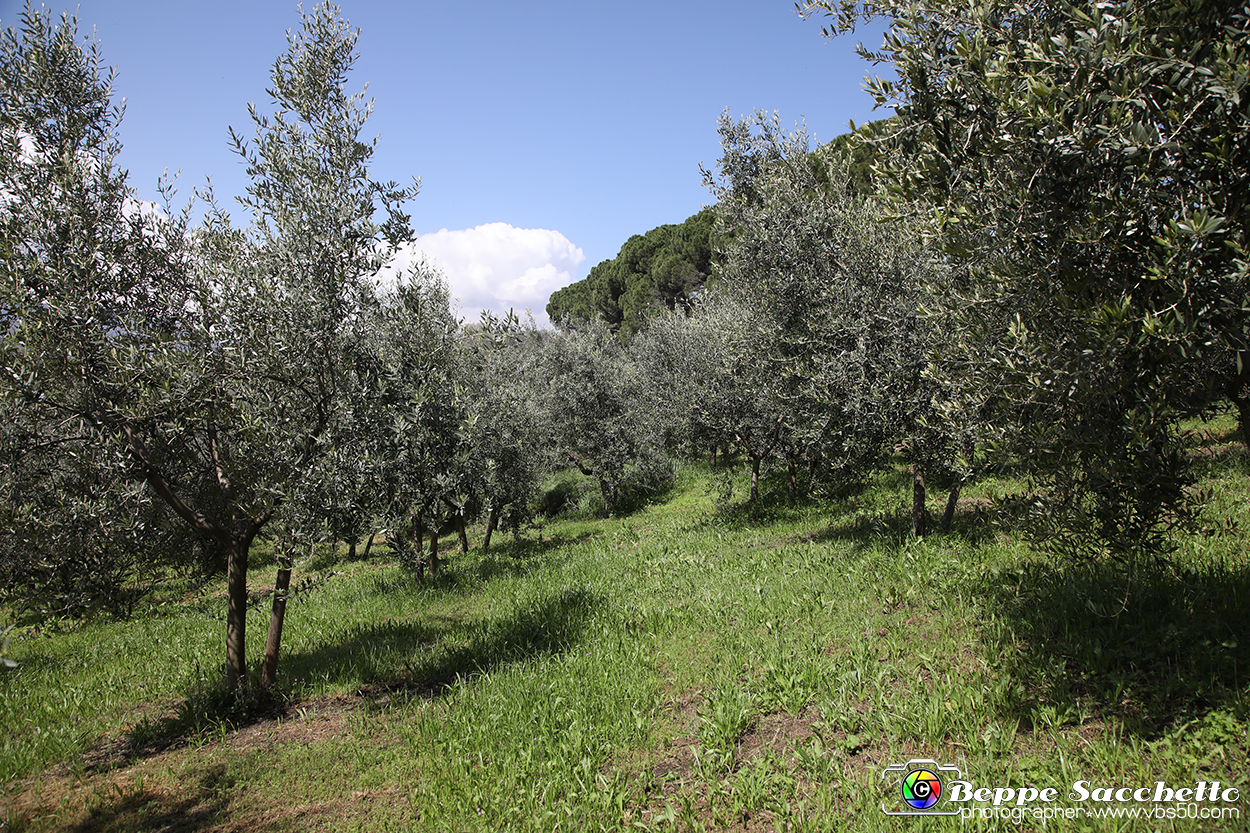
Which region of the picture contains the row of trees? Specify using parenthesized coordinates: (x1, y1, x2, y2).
(590, 0, 1250, 559)
(5, 0, 1247, 687)
(0, 3, 662, 686)
(796, 0, 1249, 558)
(624, 113, 966, 532)
(634, 0, 1249, 564)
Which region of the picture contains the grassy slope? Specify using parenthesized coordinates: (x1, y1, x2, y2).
(3, 432, 1249, 832)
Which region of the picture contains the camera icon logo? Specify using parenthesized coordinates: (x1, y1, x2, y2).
(881, 758, 962, 816)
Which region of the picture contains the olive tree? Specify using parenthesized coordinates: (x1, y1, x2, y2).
(801, 0, 1248, 556)
(0, 2, 420, 685)
(629, 304, 733, 464)
(361, 272, 463, 582)
(526, 322, 671, 517)
(203, 2, 423, 682)
(702, 111, 956, 528)
(455, 314, 549, 552)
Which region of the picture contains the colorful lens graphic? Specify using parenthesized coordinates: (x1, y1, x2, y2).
(901, 769, 942, 810)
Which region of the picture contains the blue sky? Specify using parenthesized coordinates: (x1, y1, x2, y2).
(2, 0, 890, 324)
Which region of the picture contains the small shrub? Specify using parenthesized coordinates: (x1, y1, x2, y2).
(598, 451, 675, 516)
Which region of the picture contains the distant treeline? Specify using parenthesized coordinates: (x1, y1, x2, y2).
(546, 209, 716, 335)
(546, 120, 890, 336)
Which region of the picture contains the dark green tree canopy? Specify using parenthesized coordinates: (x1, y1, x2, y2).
(545, 117, 894, 338)
(546, 208, 715, 335)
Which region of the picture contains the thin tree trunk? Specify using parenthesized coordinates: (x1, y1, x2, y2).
(413, 529, 425, 583)
(428, 529, 439, 581)
(750, 455, 761, 502)
(912, 464, 927, 538)
(223, 527, 252, 685)
(223, 517, 270, 687)
(347, 537, 357, 561)
(1235, 395, 1250, 450)
(482, 506, 500, 553)
(120, 428, 257, 688)
(261, 545, 294, 687)
(599, 477, 612, 517)
(941, 440, 976, 533)
(362, 532, 376, 559)
(456, 515, 469, 555)
(225, 537, 248, 686)
(940, 478, 961, 533)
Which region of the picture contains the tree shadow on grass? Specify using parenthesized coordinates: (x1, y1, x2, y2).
(805, 508, 913, 550)
(354, 586, 600, 705)
(361, 532, 598, 590)
(63, 764, 232, 833)
(977, 556, 1250, 738)
(794, 497, 998, 554)
(113, 587, 600, 766)
(1189, 442, 1250, 479)
(454, 530, 606, 584)
(712, 486, 824, 530)
(709, 461, 999, 548)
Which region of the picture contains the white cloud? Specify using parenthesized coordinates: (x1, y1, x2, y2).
(4, 127, 168, 225)
(385, 223, 584, 327)
(122, 197, 166, 222)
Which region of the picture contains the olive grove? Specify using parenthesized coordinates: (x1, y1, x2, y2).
(5, 0, 1247, 701)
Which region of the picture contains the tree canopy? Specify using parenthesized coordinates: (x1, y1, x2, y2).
(546, 208, 715, 335)
(801, 0, 1250, 558)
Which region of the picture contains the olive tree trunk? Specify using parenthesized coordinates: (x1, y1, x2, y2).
(912, 464, 928, 538)
(428, 529, 440, 581)
(223, 520, 267, 686)
(940, 478, 962, 533)
(261, 538, 295, 687)
(482, 505, 500, 553)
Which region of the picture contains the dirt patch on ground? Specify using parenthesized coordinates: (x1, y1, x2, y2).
(223, 695, 356, 754)
(736, 709, 819, 761)
(1188, 441, 1247, 461)
(621, 701, 849, 830)
(6, 764, 411, 833)
(2, 686, 416, 833)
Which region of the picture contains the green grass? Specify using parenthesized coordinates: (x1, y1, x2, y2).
(3, 445, 1249, 831)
